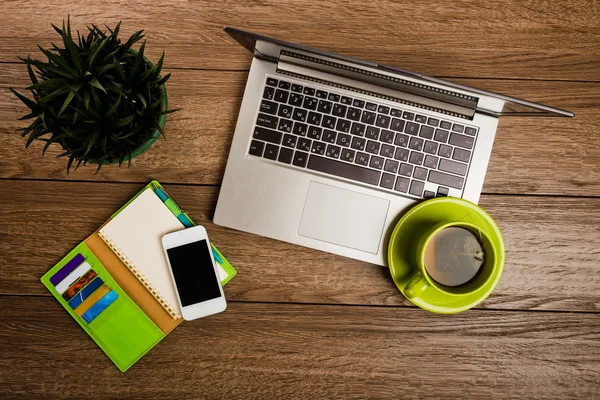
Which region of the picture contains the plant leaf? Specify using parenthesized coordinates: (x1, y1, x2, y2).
(57, 90, 76, 117)
(87, 36, 110, 69)
(66, 154, 76, 174)
(83, 129, 100, 157)
(62, 18, 82, 74)
(115, 114, 135, 127)
(10, 88, 39, 111)
(105, 93, 122, 117)
(88, 77, 107, 93)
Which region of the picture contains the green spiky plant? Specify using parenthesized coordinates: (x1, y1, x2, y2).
(10, 17, 177, 173)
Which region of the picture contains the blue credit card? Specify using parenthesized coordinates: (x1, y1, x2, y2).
(82, 290, 119, 324)
(67, 276, 104, 309)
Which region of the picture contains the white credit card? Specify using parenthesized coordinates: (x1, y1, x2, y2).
(54, 261, 92, 294)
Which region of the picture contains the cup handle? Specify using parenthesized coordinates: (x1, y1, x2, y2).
(403, 272, 429, 299)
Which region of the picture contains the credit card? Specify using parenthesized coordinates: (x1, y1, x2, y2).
(50, 253, 85, 286)
(74, 284, 110, 317)
(67, 276, 104, 309)
(82, 290, 119, 324)
(54, 262, 92, 294)
(62, 270, 98, 302)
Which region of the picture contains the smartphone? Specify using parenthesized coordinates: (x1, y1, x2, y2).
(162, 225, 227, 321)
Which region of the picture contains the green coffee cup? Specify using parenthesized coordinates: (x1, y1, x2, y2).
(403, 221, 499, 300)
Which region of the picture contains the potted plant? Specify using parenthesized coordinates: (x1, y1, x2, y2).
(10, 18, 176, 172)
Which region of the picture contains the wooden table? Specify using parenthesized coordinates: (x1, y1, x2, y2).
(1, 1, 599, 398)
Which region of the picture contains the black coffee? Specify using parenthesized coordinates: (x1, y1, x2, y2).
(423, 227, 485, 287)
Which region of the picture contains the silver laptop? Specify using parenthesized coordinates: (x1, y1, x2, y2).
(214, 27, 573, 266)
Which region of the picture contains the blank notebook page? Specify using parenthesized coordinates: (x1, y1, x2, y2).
(99, 188, 182, 319)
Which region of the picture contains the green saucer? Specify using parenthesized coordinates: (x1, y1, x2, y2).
(387, 197, 505, 314)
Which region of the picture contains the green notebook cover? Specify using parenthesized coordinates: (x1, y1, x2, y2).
(41, 180, 237, 371)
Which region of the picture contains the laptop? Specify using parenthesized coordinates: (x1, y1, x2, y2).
(214, 27, 574, 266)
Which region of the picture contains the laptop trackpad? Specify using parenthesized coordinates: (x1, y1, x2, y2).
(298, 182, 390, 254)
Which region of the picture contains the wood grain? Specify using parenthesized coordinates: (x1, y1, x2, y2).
(1, 296, 599, 399)
(1, 0, 599, 81)
(2, 180, 599, 312)
(1, 64, 597, 196)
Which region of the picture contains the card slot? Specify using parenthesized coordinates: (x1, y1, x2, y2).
(82, 290, 118, 324)
(68, 276, 105, 310)
(74, 284, 110, 316)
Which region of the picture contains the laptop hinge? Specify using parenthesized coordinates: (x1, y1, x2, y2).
(276, 50, 477, 119)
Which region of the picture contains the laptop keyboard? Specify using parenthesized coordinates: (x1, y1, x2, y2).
(248, 76, 478, 199)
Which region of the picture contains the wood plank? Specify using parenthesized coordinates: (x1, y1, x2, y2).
(1, 0, 599, 81)
(1, 65, 598, 196)
(1, 296, 599, 399)
(1, 180, 599, 312)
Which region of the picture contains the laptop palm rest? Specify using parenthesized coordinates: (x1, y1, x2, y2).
(298, 182, 390, 254)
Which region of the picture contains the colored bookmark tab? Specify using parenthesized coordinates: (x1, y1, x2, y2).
(82, 290, 118, 324)
(50, 253, 85, 286)
(68, 276, 104, 309)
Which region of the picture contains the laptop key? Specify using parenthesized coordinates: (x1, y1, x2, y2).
(404, 121, 419, 135)
(278, 118, 293, 133)
(274, 89, 289, 103)
(257, 113, 279, 129)
(291, 83, 303, 92)
(266, 78, 278, 87)
(351, 136, 366, 151)
(428, 170, 464, 189)
(263, 143, 279, 160)
(355, 152, 370, 166)
(351, 122, 366, 136)
(449, 133, 474, 149)
(263, 86, 275, 100)
(409, 180, 425, 197)
(427, 118, 439, 127)
(440, 121, 452, 130)
(278, 81, 291, 90)
(297, 137, 312, 152)
(394, 176, 410, 193)
(347, 107, 362, 121)
(395, 133, 409, 147)
(293, 122, 308, 136)
(326, 144, 341, 159)
(303, 87, 315, 96)
(369, 156, 384, 170)
(303, 96, 318, 110)
(366, 102, 378, 111)
(380, 130, 395, 144)
(307, 155, 381, 186)
(437, 186, 450, 196)
(452, 123, 465, 133)
(311, 141, 326, 156)
(378, 105, 390, 114)
(399, 163, 413, 177)
(253, 127, 282, 144)
(340, 148, 356, 162)
(328, 93, 340, 102)
(316, 90, 328, 99)
(424, 140, 438, 154)
(438, 144, 453, 158)
(390, 118, 406, 132)
(277, 104, 293, 119)
(353, 99, 365, 108)
(307, 126, 323, 140)
(394, 148, 409, 162)
(282, 134, 297, 148)
(322, 115, 337, 129)
(249, 140, 265, 157)
(434, 129, 449, 143)
(307, 112, 322, 126)
(289, 93, 303, 107)
(292, 108, 307, 122)
(384, 159, 399, 174)
(415, 115, 427, 124)
(413, 167, 428, 181)
(336, 133, 351, 147)
(424, 155, 439, 169)
(424, 190, 436, 198)
(317, 100, 333, 114)
(260, 100, 278, 115)
(380, 144, 395, 158)
(278, 147, 294, 164)
(336, 119, 352, 133)
(341, 96, 353, 105)
(380, 173, 395, 189)
(361, 111, 376, 125)
(293, 151, 309, 167)
(453, 147, 471, 163)
(419, 125, 434, 139)
(376, 114, 391, 129)
(465, 126, 477, 136)
(409, 137, 424, 151)
(409, 151, 424, 165)
(366, 140, 381, 154)
(322, 130, 337, 143)
(365, 126, 380, 140)
(403, 111, 415, 121)
(332, 103, 347, 117)
(439, 158, 468, 176)
(390, 108, 402, 117)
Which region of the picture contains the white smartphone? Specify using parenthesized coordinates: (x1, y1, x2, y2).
(162, 225, 227, 321)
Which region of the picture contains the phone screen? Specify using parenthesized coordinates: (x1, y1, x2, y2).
(166, 240, 221, 307)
